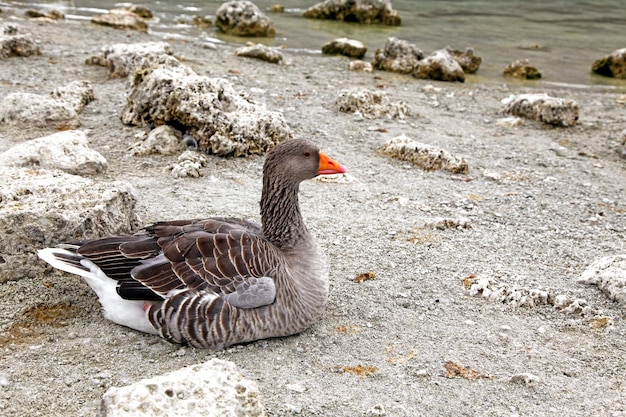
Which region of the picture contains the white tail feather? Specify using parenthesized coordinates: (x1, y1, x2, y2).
(37, 248, 158, 335)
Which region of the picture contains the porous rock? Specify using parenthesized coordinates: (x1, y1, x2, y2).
(380, 134, 468, 174)
(0, 130, 107, 175)
(0, 24, 41, 58)
(503, 58, 542, 79)
(91, 9, 149, 32)
(502, 93, 579, 127)
(98, 359, 267, 417)
(303, 0, 401, 26)
(592, 48, 626, 79)
(234, 42, 284, 63)
(348, 60, 373, 72)
(578, 255, 626, 308)
(322, 38, 367, 59)
(166, 150, 210, 178)
(121, 55, 291, 156)
(0, 80, 95, 129)
(0, 167, 139, 283)
(413, 49, 465, 82)
(447, 47, 482, 74)
(128, 125, 185, 156)
(215, 1, 275, 37)
(335, 88, 410, 119)
(372, 37, 423, 74)
(86, 42, 174, 78)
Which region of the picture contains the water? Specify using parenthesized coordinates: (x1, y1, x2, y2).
(2, 0, 625, 89)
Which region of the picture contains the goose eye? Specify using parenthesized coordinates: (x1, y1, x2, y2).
(303, 152, 311, 157)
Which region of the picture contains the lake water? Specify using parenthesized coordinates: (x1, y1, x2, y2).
(2, 0, 625, 89)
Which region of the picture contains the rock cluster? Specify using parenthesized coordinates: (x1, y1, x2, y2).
(413, 49, 465, 82)
(372, 37, 423, 74)
(216, 1, 276, 37)
(0, 24, 41, 58)
(592, 48, 626, 79)
(0, 80, 95, 129)
(502, 93, 579, 127)
(99, 359, 267, 417)
(503, 58, 542, 79)
(335, 88, 410, 119)
(303, 0, 401, 26)
(121, 54, 291, 156)
(379, 135, 469, 174)
(372, 37, 477, 82)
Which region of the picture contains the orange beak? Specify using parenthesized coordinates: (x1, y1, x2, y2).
(318, 152, 347, 175)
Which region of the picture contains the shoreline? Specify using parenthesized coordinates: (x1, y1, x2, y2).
(1, 16, 625, 417)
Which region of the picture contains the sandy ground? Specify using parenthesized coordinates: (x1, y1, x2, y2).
(1, 16, 625, 417)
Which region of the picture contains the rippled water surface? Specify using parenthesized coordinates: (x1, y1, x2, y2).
(2, 0, 625, 88)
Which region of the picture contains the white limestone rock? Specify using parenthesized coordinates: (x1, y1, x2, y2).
(234, 42, 284, 64)
(0, 130, 107, 175)
(413, 48, 465, 82)
(215, 1, 275, 37)
(98, 359, 267, 417)
(322, 38, 367, 58)
(578, 255, 626, 308)
(380, 134, 468, 174)
(120, 55, 291, 156)
(0, 167, 139, 282)
(166, 150, 209, 178)
(335, 88, 410, 119)
(0, 80, 95, 129)
(128, 125, 185, 156)
(502, 93, 579, 127)
(86, 42, 174, 78)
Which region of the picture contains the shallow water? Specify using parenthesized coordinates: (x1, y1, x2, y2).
(2, 0, 625, 89)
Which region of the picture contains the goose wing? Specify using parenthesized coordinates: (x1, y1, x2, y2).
(79, 218, 279, 309)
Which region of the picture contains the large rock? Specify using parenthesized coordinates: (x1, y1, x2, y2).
(592, 48, 626, 79)
(412, 49, 465, 82)
(502, 93, 579, 127)
(322, 38, 367, 59)
(215, 1, 275, 37)
(303, 0, 401, 26)
(0, 80, 95, 129)
(86, 42, 174, 78)
(503, 58, 542, 79)
(121, 55, 291, 156)
(335, 88, 410, 119)
(91, 8, 149, 32)
(372, 37, 423, 74)
(99, 359, 267, 417)
(0, 130, 107, 175)
(0, 24, 41, 58)
(0, 167, 139, 283)
(379, 135, 469, 174)
(578, 255, 626, 309)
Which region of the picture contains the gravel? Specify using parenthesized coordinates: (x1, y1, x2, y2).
(0, 17, 625, 417)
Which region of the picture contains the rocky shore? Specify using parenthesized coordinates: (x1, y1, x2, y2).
(1, 11, 625, 417)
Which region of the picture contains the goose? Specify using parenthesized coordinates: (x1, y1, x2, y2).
(37, 139, 346, 349)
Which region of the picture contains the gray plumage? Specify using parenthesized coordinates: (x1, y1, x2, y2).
(37, 139, 346, 349)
